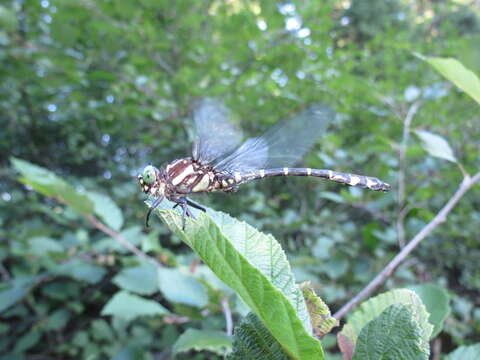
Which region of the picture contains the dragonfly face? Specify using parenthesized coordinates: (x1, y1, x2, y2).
(138, 165, 167, 198)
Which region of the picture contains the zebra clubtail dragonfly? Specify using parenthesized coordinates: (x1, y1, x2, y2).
(138, 99, 390, 227)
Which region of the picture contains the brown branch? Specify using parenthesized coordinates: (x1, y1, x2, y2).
(334, 172, 480, 321)
(85, 215, 162, 269)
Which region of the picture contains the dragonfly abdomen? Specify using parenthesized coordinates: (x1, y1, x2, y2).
(239, 168, 391, 192)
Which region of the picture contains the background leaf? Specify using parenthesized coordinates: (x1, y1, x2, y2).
(420, 56, 480, 105)
(173, 328, 233, 356)
(415, 130, 457, 163)
(101, 291, 169, 322)
(87, 192, 124, 231)
(445, 344, 480, 360)
(157, 267, 209, 308)
(409, 283, 451, 337)
(11, 157, 94, 214)
(112, 264, 158, 296)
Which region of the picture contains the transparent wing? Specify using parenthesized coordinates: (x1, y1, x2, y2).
(214, 105, 334, 173)
(191, 98, 244, 165)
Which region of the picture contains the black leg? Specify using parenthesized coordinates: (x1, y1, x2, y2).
(146, 196, 164, 228)
(171, 197, 199, 230)
(186, 198, 206, 212)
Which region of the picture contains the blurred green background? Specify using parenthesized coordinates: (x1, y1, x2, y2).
(0, 0, 479, 359)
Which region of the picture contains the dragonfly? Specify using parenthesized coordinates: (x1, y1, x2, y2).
(138, 99, 390, 227)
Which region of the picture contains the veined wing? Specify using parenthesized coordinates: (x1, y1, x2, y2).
(214, 105, 334, 173)
(191, 98, 244, 165)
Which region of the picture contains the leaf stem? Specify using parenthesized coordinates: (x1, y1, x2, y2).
(334, 172, 480, 321)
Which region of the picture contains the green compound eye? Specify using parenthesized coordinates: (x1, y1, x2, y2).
(142, 165, 156, 185)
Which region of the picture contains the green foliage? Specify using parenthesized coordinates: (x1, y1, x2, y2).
(1, 0, 479, 358)
(173, 328, 233, 356)
(353, 304, 429, 360)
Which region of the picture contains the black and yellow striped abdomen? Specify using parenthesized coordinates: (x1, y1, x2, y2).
(237, 168, 391, 192)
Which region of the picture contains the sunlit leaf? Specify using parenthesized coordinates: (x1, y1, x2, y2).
(418, 55, 480, 105)
(154, 202, 323, 359)
(11, 157, 94, 214)
(415, 130, 457, 163)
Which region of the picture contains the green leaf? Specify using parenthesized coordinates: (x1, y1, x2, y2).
(173, 328, 233, 356)
(352, 304, 429, 360)
(228, 312, 290, 360)
(52, 258, 107, 284)
(11, 157, 94, 214)
(87, 191, 124, 231)
(446, 344, 480, 360)
(13, 329, 42, 353)
(0, 5, 18, 31)
(415, 130, 457, 163)
(409, 283, 450, 337)
(0, 282, 30, 313)
(155, 204, 323, 360)
(113, 264, 158, 295)
(28, 237, 64, 256)
(338, 289, 432, 355)
(157, 267, 209, 308)
(419, 55, 480, 105)
(300, 282, 337, 338)
(101, 291, 169, 322)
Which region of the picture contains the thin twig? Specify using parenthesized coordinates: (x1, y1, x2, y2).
(85, 215, 162, 269)
(397, 101, 421, 247)
(334, 172, 480, 321)
(221, 297, 233, 336)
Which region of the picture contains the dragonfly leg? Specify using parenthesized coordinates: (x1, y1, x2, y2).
(186, 198, 206, 212)
(146, 196, 164, 228)
(171, 197, 195, 230)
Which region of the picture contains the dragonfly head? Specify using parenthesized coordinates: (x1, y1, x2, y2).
(138, 165, 167, 197)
